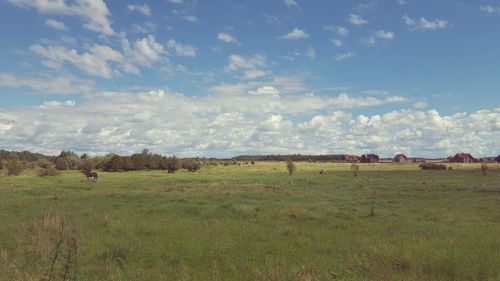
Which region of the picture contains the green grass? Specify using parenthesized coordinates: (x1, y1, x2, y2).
(1, 162, 500, 281)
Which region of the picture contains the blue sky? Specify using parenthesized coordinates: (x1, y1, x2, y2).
(0, 0, 499, 157)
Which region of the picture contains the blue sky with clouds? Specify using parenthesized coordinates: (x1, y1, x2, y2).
(0, 0, 499, 157)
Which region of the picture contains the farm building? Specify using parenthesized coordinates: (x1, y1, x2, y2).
(496, 155, 500, 163)
(448, 153, 474, 163)
(342, 154, 359, 162)
(393, 154, 407, 163)
(360, 154, 379, 163)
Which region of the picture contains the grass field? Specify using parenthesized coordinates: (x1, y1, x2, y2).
(1, 162, 500, 281)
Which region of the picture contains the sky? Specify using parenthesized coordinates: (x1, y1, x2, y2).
(0, 0, 499, 158)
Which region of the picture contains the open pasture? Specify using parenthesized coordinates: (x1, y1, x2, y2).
(1, 162, 500, 281)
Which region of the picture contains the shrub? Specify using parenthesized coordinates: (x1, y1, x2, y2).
(166, 156, 181, 174)
(182, 160, 201, 172)
(286, 159, 296, 175)
(419, 163, 447, 170)
(250, 159, 255, 165)
(6, 157, 23, 176)
(36, 158, 53, 169)
(38, 167, 62, 177)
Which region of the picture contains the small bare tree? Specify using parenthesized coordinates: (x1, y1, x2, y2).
(286, 160, 296, 175)
(351, 162, 359, 177)
(481, 163, 488, 176)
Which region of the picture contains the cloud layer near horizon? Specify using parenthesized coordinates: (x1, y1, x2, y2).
(1, 89, 499, 158)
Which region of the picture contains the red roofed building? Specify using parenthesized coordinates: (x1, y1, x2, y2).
(448, 153, 474, 163)
(342, 155, 359, 162)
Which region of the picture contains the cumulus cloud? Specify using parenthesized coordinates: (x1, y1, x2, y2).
(350, 14, 368, 25)
(0, 73, 94, 94)
(374, 30, 395, 40)
(127, 4, 151, 16)
(226, 54, 269, 79)
(45, 19, 67, 30)
(217, 32, 238, 43)
(403, 14, 449, 31)
(0, 89, 496, 157)
(280, 28, 309, 40)
(166, 39, 197, 57)
(7, 0, 114, 35)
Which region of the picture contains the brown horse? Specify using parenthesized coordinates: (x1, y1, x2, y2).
(82, 170, 98, 181)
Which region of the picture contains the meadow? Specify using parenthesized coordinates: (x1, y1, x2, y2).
(1, 162, 499, 281)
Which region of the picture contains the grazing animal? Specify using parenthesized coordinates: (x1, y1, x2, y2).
(82, 170, 98, 181)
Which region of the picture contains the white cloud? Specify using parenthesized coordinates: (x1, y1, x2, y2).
(30, 44, 122, 78)
(349, 14, 368, 25)
(217, 32, 237, 43)
(403, 15, 449, 31)
(280, 28, 309, 40)
(166, 0, 184, 3)
(0, 73, 94, 94)
(226, 54, 269, 80)
(248, 86, 279, 97)
(480, 5, 500, 14)
(284, 0, 299, 8)
(375, 30, 395, 40)
(7, 0, 114, 35)
(45, 19, 67, 30)
(397, 0, 406, 5)
(40, 100, 76, 108)
(166, 39, 197, 57)
(180, 14, 197, 22)
(361, 36, 376, 46)
(336, 52, 354, 61)
(323, 25, 349, 36)
(120, 35, 166, 73)
(2, 89, 496, 157)
(127, 4, 151, 16)
(413, 101, 428, 109)
(330, 39, 342, 47)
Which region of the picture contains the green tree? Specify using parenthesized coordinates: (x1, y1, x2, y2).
(286, 159, 296, 175)
(166, 156, 181, 174)
(182, 160, 201, 172)
(6, 154, 23, 176)
(104, 155, 123, 172)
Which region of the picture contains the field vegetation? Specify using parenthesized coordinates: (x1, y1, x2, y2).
(1, 162, 500, 280)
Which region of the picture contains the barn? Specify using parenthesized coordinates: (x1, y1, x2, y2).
(360, 154, 379, 163)
(393, 154, 407, 163)
(448, 153, 474, 163)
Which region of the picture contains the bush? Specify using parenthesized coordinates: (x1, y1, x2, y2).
(6, 157, 23, 176)
(286, 159, 296, 175)
(36, 158, 53, 169)
(419, 163, 447, 170)
(166, 156, 181, 174)
(182, 160, 201, 172)
(38, 167, 62, 177)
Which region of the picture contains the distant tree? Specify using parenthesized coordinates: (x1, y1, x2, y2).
(55, 150, 80, 170)
(351, 162, 360, 177)
(166, 156, 181, 174)
(104, 155, 123, 172)
(182, 160, 201, 172)
(6, 154, 23, 176)
(286, 159, 296, 175)
(80, 159, 94, 174)
(80, 153, 89, 160)
(131, 153, 147, 170)
(121, 156, 135, 171)
(481, 163, 488, 176)
(250, 159, 255, 165)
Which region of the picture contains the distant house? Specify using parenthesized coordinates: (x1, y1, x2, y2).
(360, 154, 379, 163)
(342, 154, 359, 162)
(496, 155, 500, 163)
(448, 153, 474, 163)
(393, 154, 407, 163)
